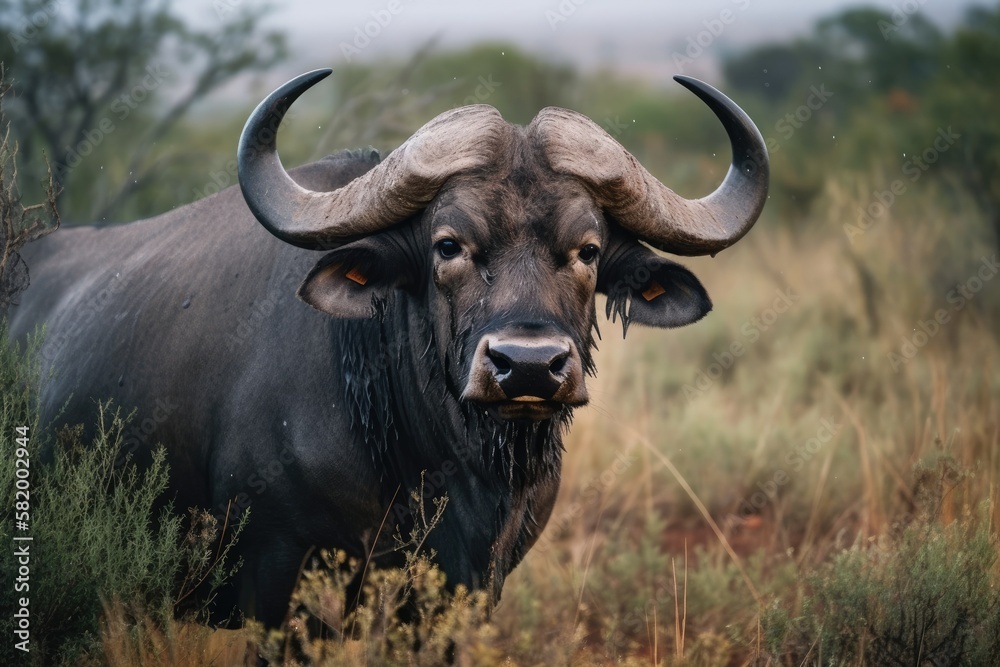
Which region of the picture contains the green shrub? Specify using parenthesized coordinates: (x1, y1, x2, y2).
(763, 454, 1000, 665)
(0, 323, 243, 666)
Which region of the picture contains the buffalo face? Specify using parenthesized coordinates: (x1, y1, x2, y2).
(292, 168, 714, 422)
(425, 171, 716, 422)
(426, 178, 598, 421)
(238, 70, 768, 423)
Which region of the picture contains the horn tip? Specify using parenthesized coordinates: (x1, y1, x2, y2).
(672, 75, 720, 99)
(305, 68, 333, 82)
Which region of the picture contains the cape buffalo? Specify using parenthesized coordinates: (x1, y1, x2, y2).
(8, 69, 768, 627)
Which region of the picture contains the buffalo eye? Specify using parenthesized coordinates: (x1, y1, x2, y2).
(436, 238, 461, 259)
(578, 244, 600, 264)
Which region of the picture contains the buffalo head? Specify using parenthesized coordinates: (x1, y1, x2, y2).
(238, 69, 768, 423)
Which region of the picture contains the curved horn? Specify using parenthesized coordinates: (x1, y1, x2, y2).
(238, 69, 512, 250)
(528, 76, 769, 256)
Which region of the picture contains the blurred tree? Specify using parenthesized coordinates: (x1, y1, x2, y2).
(922, 4, 1000, 249)
(405, 43, 580, 126)
(0, 0, 286, 222)
(328, 43, 578, 131)
(724, 8, 943, 109)
(307, 42, 581, 162)
(722, 2, 1000, 251)
(0, 66, 58, 318)
(722, 42, 822, 100)
(813, 7, 943, 97)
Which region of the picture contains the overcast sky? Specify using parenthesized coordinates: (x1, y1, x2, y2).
(176, 0, 972, 85)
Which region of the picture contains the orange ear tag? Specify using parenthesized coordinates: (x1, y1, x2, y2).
(345, 267, 368, 286)
(642, 281, 665, 301)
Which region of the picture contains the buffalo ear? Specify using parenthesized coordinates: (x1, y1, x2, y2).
(298, 233, 417, 318)
(597, 238, 712, 334)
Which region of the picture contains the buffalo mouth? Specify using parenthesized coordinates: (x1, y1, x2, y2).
(485, 398, 564, 422)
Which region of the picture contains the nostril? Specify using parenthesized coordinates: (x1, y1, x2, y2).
(548, 354, 568, 376)
(488, 350, 512, 375)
